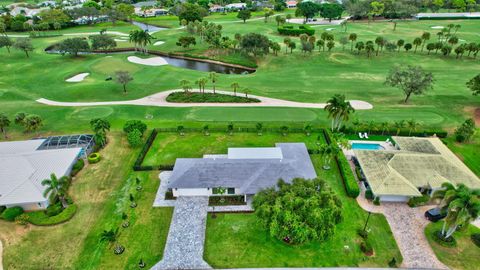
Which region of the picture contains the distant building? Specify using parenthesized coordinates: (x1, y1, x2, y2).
(415, 12, 480, 20)
(225, 2, 247, 10)
(286, 1, 297, 8)
(209, 5, 225, 13)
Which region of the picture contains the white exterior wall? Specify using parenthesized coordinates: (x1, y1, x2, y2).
(379, 195, 410, 202)
(6, 201, 48, 211)
(172, 188, 239, 197)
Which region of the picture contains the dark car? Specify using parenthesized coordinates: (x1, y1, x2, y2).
(425, 207, 447, 222)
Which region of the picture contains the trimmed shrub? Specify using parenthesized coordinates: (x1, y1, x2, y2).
(1, 206, 24, 221)
(278, 24, 315, 36)
(45, 203, 63, 217)
(123, 120, 147, 136)
(432, 230, 457, 247)
(127, 129, 143, 147)
(407, 194, 430, 207)
(71, 158, 84, 176)
(27, 204, 77, 226)
(471, 233, 480, 248)
(365, 189, 374, 200)
(88, 152, 101, 164)
(209, 195, 246, 206)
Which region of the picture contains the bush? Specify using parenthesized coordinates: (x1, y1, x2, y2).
(15, 213, 30, 225)
(365, 189, 374, 200)
(0, 206, 5, 215)
(373, 197, 380, 205)
(165, 190, 176, 200)
(407, 194, 430, 207)
(45, 203, 63, 217)
(278, 24, 315, 36)
(27, 204, 77, 226)
(123, 120, 147, 136)
(127, 129, 143, 147)
(471, 233, 480, 248)
(71, 158, 84, 176)
(88, 152, 101, 164)
(1, 206, 24, 221)
(432, 230, 457, 247)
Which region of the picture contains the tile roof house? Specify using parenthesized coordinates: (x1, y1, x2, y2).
(166, 143, 317, 197)
(354, 136, 480, 202)
(0, 139, 81, 210)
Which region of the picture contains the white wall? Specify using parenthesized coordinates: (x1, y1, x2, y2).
(173, 188, 212, 197)
(5, 201, 48, 211)
(379, 195, 410, 202)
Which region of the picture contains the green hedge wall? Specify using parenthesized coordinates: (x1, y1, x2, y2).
(27, 204, 78, 226)
(278, 24, 315, 36)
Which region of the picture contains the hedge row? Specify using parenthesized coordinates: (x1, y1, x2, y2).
(323, 129, 360, 198)
(133, 129, 158, 171)
(27, 204, 78, 226)
(341, 128, 448, 138)
(278, 24, 315, 36)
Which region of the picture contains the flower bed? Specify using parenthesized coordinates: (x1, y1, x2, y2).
(166, 92, 260, 103)
(209, 195, 246, 206)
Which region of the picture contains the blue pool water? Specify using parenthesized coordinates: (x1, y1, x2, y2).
(351, 143, 382, 150)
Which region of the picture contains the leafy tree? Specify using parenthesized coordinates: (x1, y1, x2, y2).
(13, 38, 33, 57)
(115, 71, 133, 94)
(385, 65, 434, 103)
(295, 1, 320, 22)
(237, 9, 251, 23)
(0, 113, 10, 138)
(432, 183, 480, 239)
(426, 42, 436, 54)
(123, 120, 147, 135)
(178, 3, 208, 23)
(324, 94, 355, 131)
(239, 33, 270, 57)
(58, 37, 90, 57)
(467, 74, 480, 95)
(127, 129, 143, 147)
(369, 1, 385, 19)
(176, 36, 196, 49)
(319, 3, 343, 22)
(454, 118, 476, 142)
(0, 36, 13, 53)
(339, 36, 348, 50)
(404, 43, 412, 52)
(275, 15, 285, 26)
(316, 40, 325, 52)
(90, 34, 117, 50)
(83, 0, 101, 10)
(252, 178, 342, 244)
(38, 9, 70, 25)
(41, 173, 70, 208)
(24, 114, 42, 132)
(327, 40, 335, 52)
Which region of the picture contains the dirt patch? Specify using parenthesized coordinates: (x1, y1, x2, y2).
(463, 106, 480, 125)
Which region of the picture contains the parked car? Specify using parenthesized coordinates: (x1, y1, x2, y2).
(425, 207, 447, 222)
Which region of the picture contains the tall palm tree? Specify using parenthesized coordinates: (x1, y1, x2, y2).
(129, 30, 140, 51)
(325, 94, 355, 132)
(196, 78, 207, 93)
(41, 173, 69, 208)
(421, 32, 431, 52)
(407, 119, 420, 135)
(230, 82, 239, 96)
(180, 79, 190, 93)
(318, 144, 340, 170)
(413, 37, 422, 53)
(349, 33, 357, 51)
(433, 184, 480, 239)
(138, 30, 153, 53)
(209, 72, 218, 94)
(393, 120, 406, 135)
(380, 121, 390, 135)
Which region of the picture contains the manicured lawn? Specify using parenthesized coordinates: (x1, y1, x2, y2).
(443, 130, 480, 177)
(143, 131, 325, 165)
(205, 154, 402, 268)
(425, 222, 480, 270)
(0, 134, 173, 270)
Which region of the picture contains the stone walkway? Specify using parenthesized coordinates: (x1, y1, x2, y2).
(36, 89, 373, 110)
(153, 171, 176, 207)
(151, 196, 211, 270)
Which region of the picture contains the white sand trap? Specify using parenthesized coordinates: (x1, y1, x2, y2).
(431, 26, 444, 29)
(154, 41, 165, 46)
(127, 56, 168, 66)
(459, 39, 467, 42)
(114, 39, 127, 42)
(326, 28, 335, 31)
(66, 73, 89, 82)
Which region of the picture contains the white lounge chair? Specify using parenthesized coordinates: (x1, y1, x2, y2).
(364, 133, 369, 139)
(358, 132, 364, 139)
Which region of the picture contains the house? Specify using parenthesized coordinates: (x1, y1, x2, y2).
(225, 2, 247, 10)
(166, 143, 317, 198)
(9, 6, 49, 17)
(353, 136, 480, 202)
(286, 1, 297, 8)
(0, 137, 91, 210)
(209, 5, 225, 13)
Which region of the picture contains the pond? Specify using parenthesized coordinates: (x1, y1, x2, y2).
(159, 55, 254, 74)
(131, 21, 168, 33)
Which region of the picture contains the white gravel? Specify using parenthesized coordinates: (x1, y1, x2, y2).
(66, 73, 89, 82)
(36, 89, 374, 110)
(127, 56, 168, 66)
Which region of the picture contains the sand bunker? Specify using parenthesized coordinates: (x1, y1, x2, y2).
(431, 26, 444, 29)
(154, 41, 165, 46)
(66, 73, 89, 82)
(326, 28, 335, 31)
(114, 39, 127, 42)
(127, 56, 168, 66)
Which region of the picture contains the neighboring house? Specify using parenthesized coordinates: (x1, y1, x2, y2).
(354, 136, 480, 202)
(0, 139, 82, 210)
(9, 6, 49, 17)
(166, 143, 317, 199)
(286, 1, 297, 8)
(225, 2, 247, 10)
(209, 5, 225, 13)
(134, 7, 168, 17)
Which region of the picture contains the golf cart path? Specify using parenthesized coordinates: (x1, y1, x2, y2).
(36, 89, 373, 109)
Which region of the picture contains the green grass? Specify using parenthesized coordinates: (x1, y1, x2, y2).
(443, 131, 480, 176)
(165, 92, 260, 103)
(0, 134, 173, 270)
(205, 153, 402, 268)
(425, 222, 480, 270)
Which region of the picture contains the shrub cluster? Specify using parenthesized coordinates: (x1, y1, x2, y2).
(278, 25, 315, 36)
(407, 194, 430, 207)
(124, 120, 147, 148)
(1, 206, 24, 221)
(27, 204, 78, 226)
(71, 159, 85, 177)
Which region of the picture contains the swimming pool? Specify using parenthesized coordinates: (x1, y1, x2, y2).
(351, 143, 383, 150)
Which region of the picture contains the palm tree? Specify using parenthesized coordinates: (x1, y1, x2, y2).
(421, 32, 431, 52)
(256, 122, 263, 135)
(393, 120, 406, 135)
(375, 36, 384, 56)
(413, 37, 422, 53)
(138, 30, 153, 53)
(41, 173, 70, 208)
(433, 184, 480, 239)
(324, 94, 355, 132)
(318, 144, 340, 170)
(355, 41, 365, 54)
(366, 121, 377, 133)
(180, 79, 190, 93)
(100, 227, 119, 248)
(195, 78, 206, 93)
(407, 119, 420, 135)
(396, 39, 405, 52)
(283, 37, 291, 54)
(349, 33, 357, 51)
(129, 30, 140, 51)
(230, 82, 239, 96)
(351, 118, 361, 133)
(380, 121, 390, 135)
(0, 113, 10, 139)
(209, 72, 218, 94)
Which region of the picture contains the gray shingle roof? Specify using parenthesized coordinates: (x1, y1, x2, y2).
(167, 143, 317, 194)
